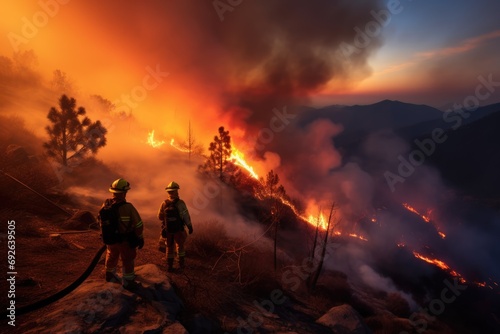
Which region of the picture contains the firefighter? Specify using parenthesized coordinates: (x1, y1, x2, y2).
(102, 178, 144, 290)
(158, 181, 193, 272)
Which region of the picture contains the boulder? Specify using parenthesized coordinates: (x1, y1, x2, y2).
(19, 264, 187, 333)
(5, 144, 30, 164)
(316, 304, 371, 334)
(65, 210, 98, 230)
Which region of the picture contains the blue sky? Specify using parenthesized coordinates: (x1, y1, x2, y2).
(317, 0, 500, 107)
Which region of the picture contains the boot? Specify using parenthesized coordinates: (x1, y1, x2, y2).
(179, 256, 185, 269)
(167, 258, 174, 272)
(158, 237, 166, 253)
(122, 279, 140, 291)
(105, 271, 120, 284)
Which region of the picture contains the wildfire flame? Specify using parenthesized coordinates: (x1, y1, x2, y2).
(170, 138, 190, 153)
(348, 233, 368, 241)
(150, 132, 499, 289)
(229, 149, 259, 179)
(402, 203, 447, 240)
(306, 212, 328, 230)
(402, 203, 431, 222)
(413, 251, 452, 271)
(157, 131, 367, 240)
(147, 130, 165, 148)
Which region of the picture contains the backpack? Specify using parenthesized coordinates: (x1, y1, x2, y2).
(98, 200, 127, 245)
(162, 198, 184, 233)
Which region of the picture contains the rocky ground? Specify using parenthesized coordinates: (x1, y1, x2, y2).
(0, 204, 460, 334)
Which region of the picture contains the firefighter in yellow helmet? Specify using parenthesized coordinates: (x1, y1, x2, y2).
(158, 181, 193, 272)
(100, 178, 144, 290)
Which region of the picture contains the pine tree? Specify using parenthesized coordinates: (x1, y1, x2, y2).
(44, 94, 107, 167)
(200, 126, 233, 181)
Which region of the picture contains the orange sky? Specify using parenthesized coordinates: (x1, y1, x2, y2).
(3, 1, 499, 132)
(1, 1, 499, 170)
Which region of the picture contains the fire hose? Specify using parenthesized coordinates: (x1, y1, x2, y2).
(0, 171, 108, 316)
(2, 244, 106, 317)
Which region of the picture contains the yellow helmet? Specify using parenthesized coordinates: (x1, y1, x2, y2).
(109, 178, 131, 193)
(165, 181, 180, 192)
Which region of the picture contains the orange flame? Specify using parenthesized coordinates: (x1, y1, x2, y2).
(412, 251, 499, 288)
(413, 251, 451, 271)
(348, 233, 368, 241)
(170, 138, 190, 153)
(229, 149, 259, 179)
(147, 130, 165, 148)
(402, 203, 431, 222)
(306, 212, 328, 230)
(151, 132, 367, 239)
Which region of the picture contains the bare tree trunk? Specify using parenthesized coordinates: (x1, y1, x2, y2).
(273, 216, 278, 271)
(308, 202, 335, 290)
(62, 129, 67, 166)
(311, 208, 321, 259)
(188, 120, 192, 161)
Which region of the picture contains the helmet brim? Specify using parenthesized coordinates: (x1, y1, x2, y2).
(109, 188, 129, 193)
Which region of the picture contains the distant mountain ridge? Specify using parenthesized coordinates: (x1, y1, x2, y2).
(300, 100, 500, 199)
(301, 100, 500, 142)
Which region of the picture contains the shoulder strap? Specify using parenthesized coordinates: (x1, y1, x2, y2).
(112, 200, 127, 209)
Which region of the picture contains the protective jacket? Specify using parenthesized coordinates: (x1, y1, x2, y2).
(157, 197, 192, 233)
(103, 198, 144, 238)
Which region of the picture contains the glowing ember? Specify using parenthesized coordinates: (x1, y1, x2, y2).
(229, 149, 259, 179)
(348, 233, 368, 241)
(147, 130, 165, 148)
(402, 203, 431, 222)
(170, 138, 190, 152)
(438, 231, 446, 239)
(413, 251, 450, 271)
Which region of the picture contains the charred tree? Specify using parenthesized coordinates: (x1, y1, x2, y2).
(258, 170, 287, 271)
(308, 202, 336, 291)
(183, 120, 203, 160)
(311, 208, 321, 259)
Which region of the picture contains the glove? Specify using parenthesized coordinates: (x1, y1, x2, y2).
(188, 226, 193, 235)
(137, 237, 144, 249)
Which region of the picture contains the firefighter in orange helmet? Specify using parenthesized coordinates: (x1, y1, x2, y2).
(102, 178, 144, 290)
(158, 181, 193, 272)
